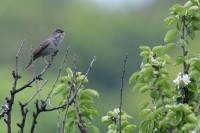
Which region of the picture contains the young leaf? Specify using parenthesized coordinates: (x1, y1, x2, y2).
(124, 125, 136, 131)
(82, 89, 99, 98)
(164, 16, 177, 27)
(164, 30, 178, 42)
(162, 43, 176, 54)
(67, 68, 73, 77)
(139, 45, 151, 52)
(139, 108, 151, 119)
(53, 83, 67, 96)
(181, 123, 196, 131)
(132, 83, 145, 91)
(139, 85, 150, 94)
(152, 46, 163, 53)
(129, 72, 140, 84)
(90, 125, 100, 133)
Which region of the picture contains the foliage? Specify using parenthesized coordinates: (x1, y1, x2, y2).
(53, 68, 99, 133)
(102, 108, 136, 133)
(130, 0, 200, 132)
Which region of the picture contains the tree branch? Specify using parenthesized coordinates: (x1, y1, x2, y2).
(119, 53, 128, 133)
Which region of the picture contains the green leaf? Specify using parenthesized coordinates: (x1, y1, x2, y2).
(82, 89, 99, 98)
(67, 68, 73, 77)
(79, 99, 94, 106)
(175, 56, 184, 65)
(193, 21, 200, 30)
(59, 76, 70, 83)
(139, 45, 151, 52)
(150, 89, 158, 99)
(170, 4, 186, 16)
(132, 83, 145, 91)
(152, 46, 163, 53)
(139, 108, 151, 119)
(102, 116, 112, 125)
(184, 1, 194, 9)
(162, 43, 176, 54)
(140, 51, 150, 57)
(139, 102, 150, 111)
(129, 72, 140, 84)
(160, 68, 169, 75)
(191, 60, 200, 72)
(164, 16, 178, 27)
(164, 30, 178, 42)
(139, 85, 150, 94)
(121, 121, 129, 129)
(124, 124, 136, 131)
(67, 110, 76, 118)
(140, 119, 153, 133)
(177, 20, 182, 31)
(186, 114, 198, 124)
(65, 121, 75, 133)
(90, 125, 100, 133)
(181, 123, 196, 131)
(190, 0, 199, 5)
(77, 75, 88, 83)
(53, 83, 67, 96)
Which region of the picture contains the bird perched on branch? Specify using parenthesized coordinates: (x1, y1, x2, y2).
(24, 28, 65, 69)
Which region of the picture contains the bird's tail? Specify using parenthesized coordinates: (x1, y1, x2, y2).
(24, 57, 35, 69)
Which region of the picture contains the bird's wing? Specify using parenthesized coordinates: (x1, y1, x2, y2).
(24, 39, 51, 69)
(33, 39, 51, 59)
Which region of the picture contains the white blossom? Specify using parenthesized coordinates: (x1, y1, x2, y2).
(153, 71, 159, 75)
(113, 108, 120, 115)
(173, 72, 182, 86)
(173, 72, 191, 87)
(182, 74, 191, 85)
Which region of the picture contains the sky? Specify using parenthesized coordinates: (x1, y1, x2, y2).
(90, 0, 156, 10)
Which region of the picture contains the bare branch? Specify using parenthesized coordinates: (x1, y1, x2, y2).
(30, 45, 42, 101)
(44, 47, 70, 103)
(15, 47, 58, 94)
(69, 56, 96, 104)
(56, 111, 60, 133)
(119, 53, 128, 133)
(17, 102, 28, 133)
(23, 80, 48, 107)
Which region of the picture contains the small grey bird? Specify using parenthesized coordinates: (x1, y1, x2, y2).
(24, 28, 65, 69)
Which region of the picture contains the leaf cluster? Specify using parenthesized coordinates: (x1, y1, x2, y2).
(129, 0, 200, 132)
(53, 68, 99, 133)
(102, 108, 136, 133)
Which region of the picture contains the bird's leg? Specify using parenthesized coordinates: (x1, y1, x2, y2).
(43, 57, 49, 64)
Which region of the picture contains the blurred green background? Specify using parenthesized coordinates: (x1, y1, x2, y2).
(0, 0, 196, 132)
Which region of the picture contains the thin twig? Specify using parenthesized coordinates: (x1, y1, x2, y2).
(30, 45, 42, 101)
(180, 15, 189, 104)
(57, 111, 60, 133)
(17, 102, 28, 133)
(61, 56, 96, 133)
(61, 55, 77, 133)
(2, 40, 25, 133)
(72, 55, 87, 133)
(119, 53, 128, 133)
(15, 48, 58, 94)
(30, 100, 45, 133)
(23, 80, 48, 107)
(44, 47, 70, 103)
(69, 56, 96, 104)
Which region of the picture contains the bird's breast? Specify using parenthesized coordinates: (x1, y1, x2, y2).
(41, 43, 57, 56)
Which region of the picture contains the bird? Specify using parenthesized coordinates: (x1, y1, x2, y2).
(24, 28, 65, 69)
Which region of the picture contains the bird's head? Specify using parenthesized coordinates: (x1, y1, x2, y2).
(51, 28, 66, 43)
